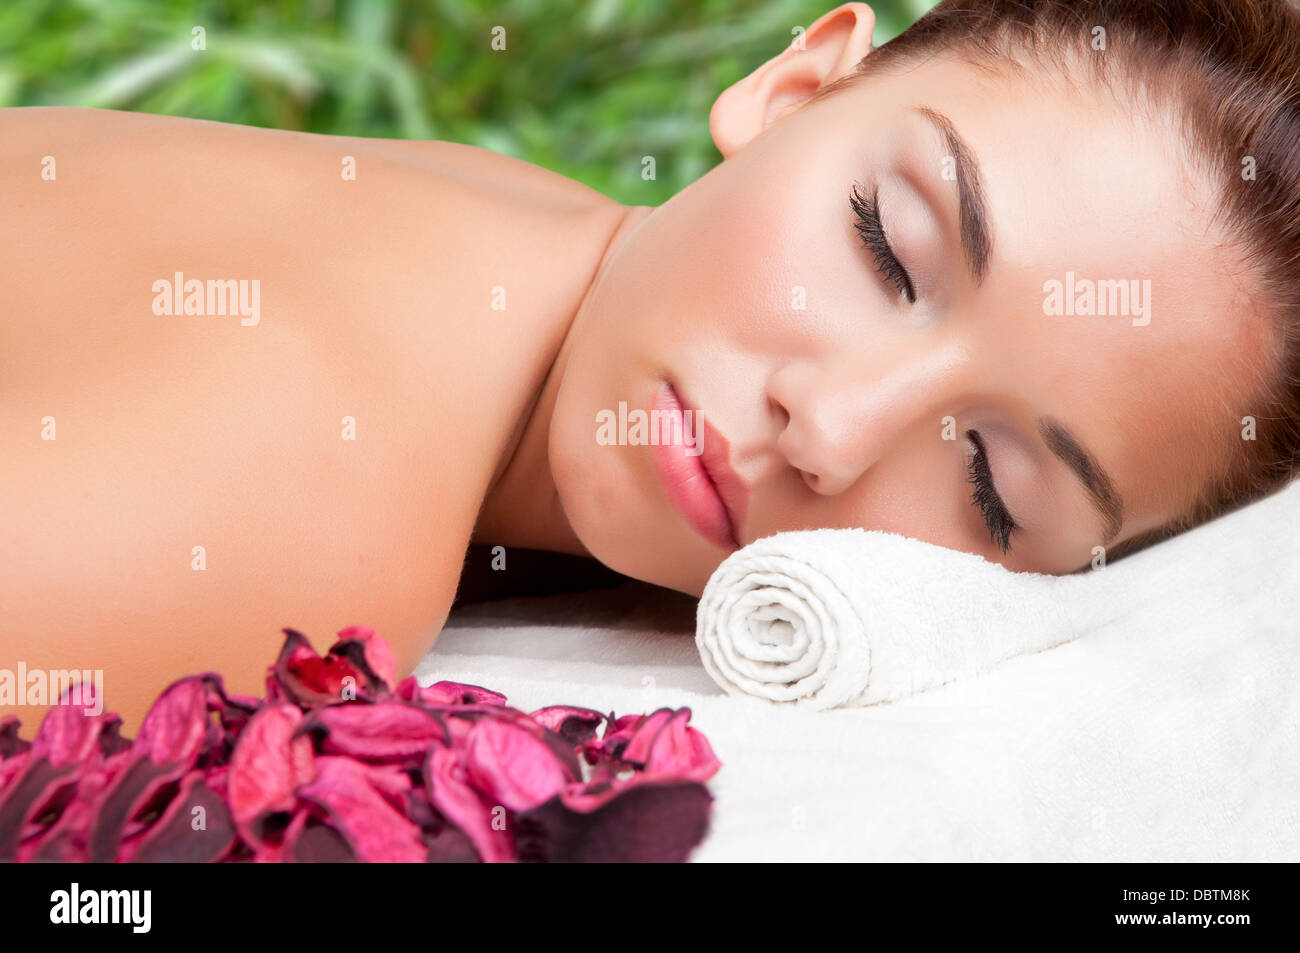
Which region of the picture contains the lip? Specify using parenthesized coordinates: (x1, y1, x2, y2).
(650, 381, 749, 550)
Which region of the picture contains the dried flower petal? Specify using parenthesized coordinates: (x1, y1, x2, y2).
(515, 779, 713, 862)
(299, 701, 448, 763)
(0, 628, 719, 864)
(529, 706, 608, 748)
(268, 630, 370, 707)
(296, 756, 426, 863)
(426, 744, 513, 863)
(462, 717, 573, 813)
(227, 704, 316, 848)
(126, 770, 236, 862)
(331, 626, 398, 692)
(397, 677, 508, 708)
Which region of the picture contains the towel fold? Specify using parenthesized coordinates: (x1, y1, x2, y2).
(695, 479, 1300, 709)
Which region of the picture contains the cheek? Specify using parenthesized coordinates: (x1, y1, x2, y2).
(623, 152, 856, 360)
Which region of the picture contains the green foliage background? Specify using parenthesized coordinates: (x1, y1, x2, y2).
(0, 0, 937, 203)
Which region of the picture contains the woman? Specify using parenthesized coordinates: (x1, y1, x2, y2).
(3, 0, 1298, 730)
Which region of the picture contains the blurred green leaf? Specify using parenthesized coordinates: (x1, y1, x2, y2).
(1, 0, 937, 202)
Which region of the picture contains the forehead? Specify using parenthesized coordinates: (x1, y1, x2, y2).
(836, 54, 1276, 527)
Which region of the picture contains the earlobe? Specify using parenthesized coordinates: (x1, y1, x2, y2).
(708, 2, 877, 158)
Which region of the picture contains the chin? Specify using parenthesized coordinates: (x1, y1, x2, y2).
(553, 461, 713, 599)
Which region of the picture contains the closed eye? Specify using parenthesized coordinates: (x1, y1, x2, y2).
(849, 181, 916, 304)
(965, 429, 1018, 554)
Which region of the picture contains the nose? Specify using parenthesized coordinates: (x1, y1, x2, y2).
(767, 337, 970, 496)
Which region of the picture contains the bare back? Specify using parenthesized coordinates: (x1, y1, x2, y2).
(0, 107, 622, 729)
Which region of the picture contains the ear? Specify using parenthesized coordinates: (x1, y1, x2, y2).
(709, 3, 877, 158)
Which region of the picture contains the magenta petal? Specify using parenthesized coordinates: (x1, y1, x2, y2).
(641, 708, 722, 783)
(426, 745, 513, 862)
(528, 706, 608, 748)
(228, 704, 316, 847)
(402, 788, 479, 863)
(295, 756, 426, 863)
(1, 698, 125, 859)
(331, 626, 398, 692)
(299, 701, 448, 763)
(132, 677, 214, 770)
(267, 630, 371, 707)
(617, 709, 676, 767)
(463, 718, 571, 813)
(32, 698, 114, 767)
(399, 678, 508, 708)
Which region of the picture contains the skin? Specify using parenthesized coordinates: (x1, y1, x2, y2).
(0, 3, 1271, 730)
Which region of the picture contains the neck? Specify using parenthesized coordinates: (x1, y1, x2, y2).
(472, 203, 653, 557)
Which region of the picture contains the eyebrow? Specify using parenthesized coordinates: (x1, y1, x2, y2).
(1038, 417, 1125, 544)
(913, 106, 992, 285)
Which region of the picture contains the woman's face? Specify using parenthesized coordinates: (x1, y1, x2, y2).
(548, 35, 1272, 597)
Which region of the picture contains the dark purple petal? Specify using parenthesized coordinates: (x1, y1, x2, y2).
(514, 778, 713, 862)
(126, 771, 236, 862)
(0, 717, 31, 760)
(85, 756, 177, 862)
(0, 758, 77, 861)
(286, 814, 358, 863)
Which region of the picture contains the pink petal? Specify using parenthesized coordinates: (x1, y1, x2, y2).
(332, 626, 398, 692)
(642, 709, 722, 783)
(528, 706, 608, 747)
(399, 678, 508, 708)
(425, 745, 514, 862)
(295, 756, 426, 863)
(227, 704, 316, 848)
(132, 677, 213, 769)
(463, 718, 572, 813)
(300, 701, 447, 763)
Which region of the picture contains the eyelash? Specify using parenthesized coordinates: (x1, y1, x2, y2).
(849, 181, 916, 304)
(965, 430, 1018, 554)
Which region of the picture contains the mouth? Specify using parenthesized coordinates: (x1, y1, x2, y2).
(650, 380, 748, 550)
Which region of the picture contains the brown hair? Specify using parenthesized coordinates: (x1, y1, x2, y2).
(817, 0, 1300, 560)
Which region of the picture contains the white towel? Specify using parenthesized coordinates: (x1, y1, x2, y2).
(696, 479, 1300, 709)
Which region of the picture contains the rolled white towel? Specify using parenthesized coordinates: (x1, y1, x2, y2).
(695, 478, 1300, 709)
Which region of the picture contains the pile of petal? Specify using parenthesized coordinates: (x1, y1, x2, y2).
(0, 627, 720, 862)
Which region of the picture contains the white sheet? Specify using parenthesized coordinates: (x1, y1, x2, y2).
(416, 577, 1300, 861)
